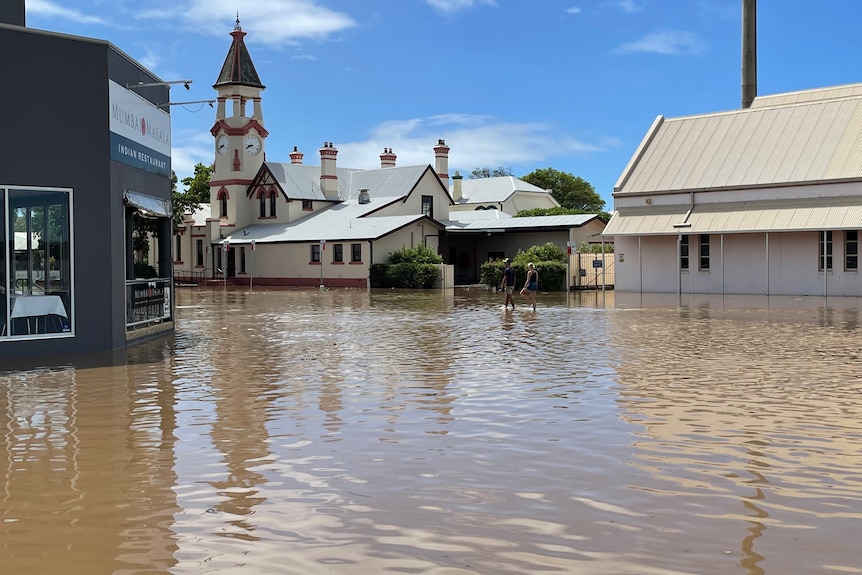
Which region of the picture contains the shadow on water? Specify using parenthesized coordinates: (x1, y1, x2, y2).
(1, 286, 861, 574)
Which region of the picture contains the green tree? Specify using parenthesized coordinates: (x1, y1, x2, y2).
(181, 163, 213, 203)
(515, 206, 612, 221)
(172, 164, 212, 227)
(521, 167, 604, 212)
(469, 166, 514, 179)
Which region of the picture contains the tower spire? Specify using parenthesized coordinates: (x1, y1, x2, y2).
(214, 16, 264, 89)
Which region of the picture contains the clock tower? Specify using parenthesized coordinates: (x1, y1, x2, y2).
(210, 16, 268, 237)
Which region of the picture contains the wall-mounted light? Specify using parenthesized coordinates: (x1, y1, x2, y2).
(127, 80, 193, 90)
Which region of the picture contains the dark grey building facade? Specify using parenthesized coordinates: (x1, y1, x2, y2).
(0, 9, 174, 366)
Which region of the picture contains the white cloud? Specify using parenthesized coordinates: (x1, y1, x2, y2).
(136, 0, 356, 47)
(618, 30, 708, 55)
(26, 0, 111, 25)
(136, 46, 160, 71)
(615, 0, 642, 13)
(566, 7, 583, 15)
(424, 0, 498, 14)
(332, 115, 605, 173)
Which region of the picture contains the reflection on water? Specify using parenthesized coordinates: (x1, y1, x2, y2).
(2, 287, 862, 574)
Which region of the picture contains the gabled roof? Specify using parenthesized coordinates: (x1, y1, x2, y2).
(455, 176, 551, 204)
(615, 82, 862, 196)
(262, 162, 444, 203)
(213, 19, 264, 89)
(220, 163, 451, 243)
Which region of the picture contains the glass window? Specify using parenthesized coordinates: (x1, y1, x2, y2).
(259, 193, 266, 218)
(302, 200, 313, 211)
(680, 235, 689, 270)
(820, 231, 833, 270)
(175, 234, 182, 262)
(846, 230, 858, 271)
(311, 244, 320, 263)
(196, 239, 204, 266)
(3, 187, 73, 337)
(699, 234, 710, 270)
(269, 191, 277, 217)
(240, 246, 246, 274)
(351, 243, 362, 263)
(333, 243, 343, 263)
(422, 195, 433, 218)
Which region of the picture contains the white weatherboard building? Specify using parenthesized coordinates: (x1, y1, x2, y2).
(172, 20, 605, 289)
(604, 83, 862, 297)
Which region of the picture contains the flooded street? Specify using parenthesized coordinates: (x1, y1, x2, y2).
(2, 287, 862, 575)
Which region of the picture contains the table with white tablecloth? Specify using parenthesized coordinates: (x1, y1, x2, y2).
(8, 295, 68, 334)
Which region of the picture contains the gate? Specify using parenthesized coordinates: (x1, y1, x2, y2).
(570, 252, 614, 290)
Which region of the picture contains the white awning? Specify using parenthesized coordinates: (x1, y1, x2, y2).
(604, 197, 862, 236)
(124, 189, 172, 218)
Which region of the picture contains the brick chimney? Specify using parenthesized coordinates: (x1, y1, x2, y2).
(452, 170, 463, 202)
(319, 142, 340, 200)
(290, 146, 304, 165)
(434, 139, 450, 186)
(380, 148, 397, 168)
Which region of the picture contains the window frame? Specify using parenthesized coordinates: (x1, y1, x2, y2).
(679, 234, 689, 270)
(310, 244, 321, 263)
(2, 185, 74, 339)
(845, 230, 858, 271)
(332, 243, 343, 263)
(698, 234, 710, 270)
(351, 243, 362, 263)
(421, 195, 433, 218)
(820, 230, 833, 271)
(195, 239, 204, 267)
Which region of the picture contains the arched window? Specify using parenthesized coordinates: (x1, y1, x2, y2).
(269, 190, 277, 217)
(258, 190, 266, 218)
(217, 189, 229, 218)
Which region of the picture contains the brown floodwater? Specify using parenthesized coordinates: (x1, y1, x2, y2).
(2, 287, 861, 575)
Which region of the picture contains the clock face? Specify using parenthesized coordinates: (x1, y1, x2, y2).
(216, 135, 229, 155)
(244, 135, 261, 156)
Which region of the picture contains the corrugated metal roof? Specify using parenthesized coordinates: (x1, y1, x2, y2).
(456, 176, 549, 204)
(603, 197, 862, 236)
(616, 83, 862, 195)
(749, 83, 862, 109)
(264, 162, 433, 202)
(444, 213, 598, 232)
(223, 198, 430, 244)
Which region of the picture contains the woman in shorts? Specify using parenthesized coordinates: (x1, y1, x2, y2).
(521, 262, 538, 310)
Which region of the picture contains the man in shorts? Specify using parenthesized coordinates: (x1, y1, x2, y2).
(499, 258, 516, 310)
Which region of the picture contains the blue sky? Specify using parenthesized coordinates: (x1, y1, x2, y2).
(23, 0, 862, 208)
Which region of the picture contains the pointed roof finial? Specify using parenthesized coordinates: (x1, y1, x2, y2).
(234, 12, 241, 31)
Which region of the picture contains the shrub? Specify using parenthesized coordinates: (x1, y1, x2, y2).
(514, 242, 567, 264)
(134, 262, 157, 278)
(481, 244, 568, 291)
(388, 244, 442, 265)
(371, 245, 443, 288)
